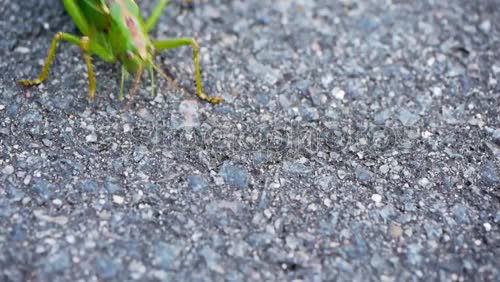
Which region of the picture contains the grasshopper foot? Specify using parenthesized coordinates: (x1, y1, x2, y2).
(88, 90, 95, 102)
(208, 96, 223, 104)
(18, 79, 42, 87)
(198, 91, 223, 104)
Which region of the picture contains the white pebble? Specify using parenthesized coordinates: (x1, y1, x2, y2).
(270, 182, 280, 189)
(379, 165, 390, 174)
(321, 74, 333, 87)
(129, 260, 146, 279)
(14, 46, 30, 54)
(421, 131, 432, 139)
(2, 165, 14, 175)
(123, 123, 131, 133)
(323, 198, 332, 207)
(24, 175, 32, 185)
(483, 222, 491, 232)
(113, 195, 125, 204)
(492, 64, 500, 74)
(418, 178, 430, 187)
(337, 169, 347, 179)
(431, 86, 442, 96)
(22, 197, 31, 205)
(52, 198, 63, 206)
(332, 87, 345, 100)
(371, 193, 382, 203)
(308, 203, 318, 211)
(263, 209, 272, 218)
(479, 20, 491, 32)
(86, 133, 97, 143)
(66, 235, 76, 244)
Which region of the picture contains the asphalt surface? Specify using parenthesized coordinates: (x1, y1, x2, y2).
(1, 0, 499, 281)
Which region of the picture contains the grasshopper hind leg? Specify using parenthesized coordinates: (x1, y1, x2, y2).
(145, 0, 171, 32)
(153, 38, 222, 104)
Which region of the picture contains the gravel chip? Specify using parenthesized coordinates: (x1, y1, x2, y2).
(94, 256, 120, 279)
(113, 195, 125, 204)
(187, 175, 209, 192)
(220, 162, 250, 189)
(85, 133, 98, 143)
(371, 194, 382, 203)
(2, 165, 14, 175)
(332, 87, 346, 100)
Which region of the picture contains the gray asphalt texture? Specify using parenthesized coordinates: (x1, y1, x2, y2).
(1, 0, 500, 281)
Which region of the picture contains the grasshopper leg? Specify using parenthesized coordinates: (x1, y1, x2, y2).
(153, 38, 222, 104)
(18, 32, 98, 101)
(119, 65, 129, 101)
(18, 32, 79, 87)
(145, 0, 171, 32)
(62, 0, 91, 36)
(145, 0, 198, 32)
(79, 36, 96, 101)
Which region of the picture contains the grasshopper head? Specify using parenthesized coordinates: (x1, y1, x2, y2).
(109, 0, 163, 98)
(124, 46, 154, 73)
(109, 0, 155, 72)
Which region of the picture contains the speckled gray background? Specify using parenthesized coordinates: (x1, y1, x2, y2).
(0, 0, 499, 281)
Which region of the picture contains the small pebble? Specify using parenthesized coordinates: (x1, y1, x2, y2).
(24, 175, 32, 185)
(337, 169, 347, 179)
(129, 260, 146, 279)
(66, 235, 76, 244)
(42, 138, 53, 147)
(421, 131, 432, 138)
(371, 194, 382, 203)
(379, 165, 390, 174)
(431, 86, 442, 96)
(390, 224, 403, 238)
(187, 175, 208, 192)
(14, 46, 30, 54)
(418, 178, 430, 187)
(113, 195, 124, 204)
(22, 197, 31, 205)
(2, 165, 14, 175)
(323, 198, 332, 207)
(483, 222, 491, 232)
(86, 133, 98, 143)
(219, 162, 249, 189)
(322, 74, 333, 87)
(332, 87, 345, 100)
(52, 198, 63, 206)
(479, 20, 491, 32)
(263, 209, 272, 218)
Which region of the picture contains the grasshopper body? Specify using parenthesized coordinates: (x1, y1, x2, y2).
(19, 0, 221, 104)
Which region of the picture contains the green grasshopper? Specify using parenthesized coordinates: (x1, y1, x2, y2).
(18, 0, 222, 104)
